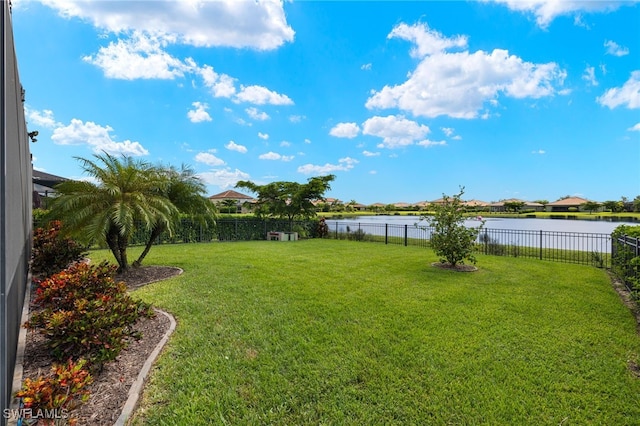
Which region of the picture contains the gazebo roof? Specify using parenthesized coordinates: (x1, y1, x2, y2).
(209, 190, 254, 200)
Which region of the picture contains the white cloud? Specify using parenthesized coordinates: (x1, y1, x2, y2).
(195, 152, 226, 166)
(26, 107, 59, 129)
(597, 71, 640, 109)
(83, 32, 189, 80)
(369, 170, 377, 175)
(40, 0, 294, 50)
(489, 1, 637, 28)
(532, 149, 546, 154)
(259, 151, 293, 161)
(304, 138, 311, 144)
(52, 118, 148, 156)
(628, 123, 640, 132)
(361, 63, 372, 70)
(441, 127, 455, 137)
(366, 23, 565, 119)
(258, 132, 269, 140)
(582, 66, 598, 86)
(199, 65, 236, 98)
(199, 168, 250, 189)
(388, 22, 467, 58)
(604, 40, 629, 57)
(289, 115, 305, 123)
(362, 150, 380, 157)
(187, 102, 212, 123)
(329, 122, 360, 138)
(245, 107, 270, 121)
(362, 115, 430, 148)
(235, 85, 294, 105)
(297, 157, 359, 175)
(280, 141, 291, 147)
(417, 140, 447, 147)
(225, 141, 248, 154)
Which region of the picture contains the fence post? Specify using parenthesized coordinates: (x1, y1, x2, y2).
(385, 223, 388, 245)
(404, 224, 408, 246)
(335, 222, 338, 239)
(539, 230, 543, 260)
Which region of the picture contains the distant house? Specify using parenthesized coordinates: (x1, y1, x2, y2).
(32, 169, 68, 208)
(546, 196, 592, 212)
(394, 202, 411, 209)
(489, 199, 544, 212)
(369, 203, 386, 212)
(209, 190, 255, 214)
(463, 200, 490, 209)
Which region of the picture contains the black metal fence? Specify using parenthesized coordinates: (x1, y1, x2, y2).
(326, 221, 613, 268)
(611, 234, 640, 294)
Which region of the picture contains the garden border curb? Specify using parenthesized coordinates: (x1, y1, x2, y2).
(114, 308, 176, 426)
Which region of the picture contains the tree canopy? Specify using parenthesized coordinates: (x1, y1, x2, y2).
(236, 175, 335, 226)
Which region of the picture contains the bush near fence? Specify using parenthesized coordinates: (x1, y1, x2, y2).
(611, 225, 640, 296)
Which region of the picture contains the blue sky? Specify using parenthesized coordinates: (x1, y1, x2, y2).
(12, 0, 640, 204)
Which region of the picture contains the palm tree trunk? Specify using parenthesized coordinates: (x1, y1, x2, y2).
(133, 225, 165, 267)
(117, 233, 129, 272)
(106, 226, 123, 270)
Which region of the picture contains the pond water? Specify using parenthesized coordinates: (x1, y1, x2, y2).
(329, 215, 637, 234)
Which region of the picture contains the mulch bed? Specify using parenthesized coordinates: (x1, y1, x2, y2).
(431, 262, 478, 272)
(20, 266, 181, 425)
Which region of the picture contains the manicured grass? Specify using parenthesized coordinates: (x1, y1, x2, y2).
(91, 241, 640, 425)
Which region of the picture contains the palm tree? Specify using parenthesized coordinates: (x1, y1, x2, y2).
(133, 165, 216, 267)
(49, 153, 177, 272)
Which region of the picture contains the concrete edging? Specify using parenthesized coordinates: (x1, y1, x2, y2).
(8, 275, 33, 426)
(114, 308, 176, 426)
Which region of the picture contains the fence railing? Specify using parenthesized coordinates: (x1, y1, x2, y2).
(326, 221, 613, 269)
(612, 235, 640, 294)
(35, 217, 621, 271)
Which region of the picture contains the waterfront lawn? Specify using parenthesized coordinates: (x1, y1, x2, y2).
(91, 240, 640, 425)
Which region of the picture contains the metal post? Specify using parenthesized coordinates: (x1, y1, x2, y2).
(385, 223, 388, 245)
(539, 230, 543, 260)
(404, 224, 408, 246)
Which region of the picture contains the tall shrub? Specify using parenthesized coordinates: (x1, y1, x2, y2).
(421, 187, 483, 267)
(31, 220, 86, 277)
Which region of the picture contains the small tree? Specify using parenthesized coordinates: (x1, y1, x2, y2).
(236, 175, 335, 228)
(503, 200, 525, 213)
(602, 200, 623, 213)
(421, 187, 483, 267)
(581, 201, 601, 214)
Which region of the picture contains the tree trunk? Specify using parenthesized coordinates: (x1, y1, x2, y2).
(117, 233, 130, 273)
(106, 226, 123, 270)
(133, 225, 165, 267)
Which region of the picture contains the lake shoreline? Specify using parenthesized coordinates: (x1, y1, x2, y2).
(324, 212, 640, 223)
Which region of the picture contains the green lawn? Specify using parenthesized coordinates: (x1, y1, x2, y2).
(91, 240, 640, 425)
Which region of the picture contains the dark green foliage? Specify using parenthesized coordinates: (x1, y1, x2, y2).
(236, 175, 335, 227)
(421, 187, 483, 266)
(611, 225, 640, 296)
(581, 201, 601, 214)
(31, 220, 87, 277)
(26, 261, 154, 368)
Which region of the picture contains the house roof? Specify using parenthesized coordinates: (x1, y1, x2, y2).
(32, 170, 68, 189)
(209, 190, 254, 200)
(547, 196, 591, 206)
(463, 199, 489, 207)
(394, 202, 410, 207)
